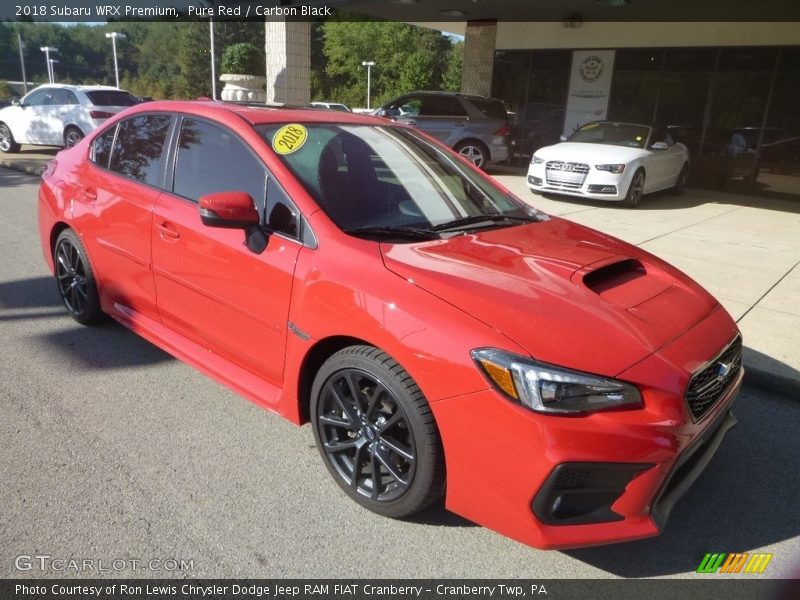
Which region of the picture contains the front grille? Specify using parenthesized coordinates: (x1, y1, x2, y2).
(685, 335, 743, 421)
(545, 161, 589, 188)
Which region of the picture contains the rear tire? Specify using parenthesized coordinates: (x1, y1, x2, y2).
(623, 169, 645, 208)
(0, 123, 20, 153)
(63, 126, 84, 148)
(454, 140, 489, 169)
(310, 345, 445, 518)
(54, 229, 103, 325)
(671, 163, 689, 195)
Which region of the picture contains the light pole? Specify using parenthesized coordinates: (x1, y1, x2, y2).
(361, 61, 375, 110)
(105, 32, 126, 88)
(209, 17, 217, 100)
(18, 33, 28, 95)
(40, 46, 58, 84)
(48, 59, 59, 83)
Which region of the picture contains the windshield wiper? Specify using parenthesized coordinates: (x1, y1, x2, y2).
(344, 225, 440, 240)
(429, 214, 540, 233)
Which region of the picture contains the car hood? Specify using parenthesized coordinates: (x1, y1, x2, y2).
(536, 142, 649, 163)
(380, 218, 719, 377)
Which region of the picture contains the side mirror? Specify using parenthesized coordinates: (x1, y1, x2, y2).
(559, 134, 567, 142)
(651, 141, 669, 150)
(12, 99, 21, 107)
(198, 191, 259, 229)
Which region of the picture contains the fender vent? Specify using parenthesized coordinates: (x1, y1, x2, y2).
(583, 258, 645, 294)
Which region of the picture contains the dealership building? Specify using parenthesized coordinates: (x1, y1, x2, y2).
(257, 1, 800, 201)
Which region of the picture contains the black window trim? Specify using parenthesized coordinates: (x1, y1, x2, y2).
(163, 113, 315, 249)
(87, 111, 176, 192)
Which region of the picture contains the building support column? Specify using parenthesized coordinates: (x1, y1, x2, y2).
(265, 19, 311, 104)
(461, 20, 497, 97)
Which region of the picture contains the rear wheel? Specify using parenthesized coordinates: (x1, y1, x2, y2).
(623, 169, 645, 208)
(63, 126, 84, 148)
(310, 346, 444, 518)
(454, 140, 489, 169)
(0, 123, 20, 153)
(672, 163, 689, 195)
(54, 229, 102, 325)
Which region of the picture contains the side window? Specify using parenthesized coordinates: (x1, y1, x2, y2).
(92, 125, 117, 169)
(64, 90, 79, 105)
(109, 115, 172, 186)
(419, 96, 467, 117)
(173, 118, 266, 206)
(23, 89, 49, 106)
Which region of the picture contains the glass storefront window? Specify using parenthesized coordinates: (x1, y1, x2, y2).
(608, 49, 664, 124)
(756, 48, 800, 200)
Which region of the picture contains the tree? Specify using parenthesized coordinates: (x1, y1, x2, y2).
(442, 41, 463, 92)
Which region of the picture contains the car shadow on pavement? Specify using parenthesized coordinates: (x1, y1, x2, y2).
(0, 276, 172, 368)
(407, 501, 477, 528)
(0, 276, 62, 314)
(565, 387, 800, 577)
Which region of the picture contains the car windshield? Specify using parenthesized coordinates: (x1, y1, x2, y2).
(85, 90, 140, 107)
(256, 124, 543, 240)
(568, 122, 651, 149)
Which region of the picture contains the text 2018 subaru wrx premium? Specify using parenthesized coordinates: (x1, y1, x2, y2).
(38, 101, 742, 549)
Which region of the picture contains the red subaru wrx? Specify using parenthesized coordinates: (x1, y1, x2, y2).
(38, 101, 742, 549)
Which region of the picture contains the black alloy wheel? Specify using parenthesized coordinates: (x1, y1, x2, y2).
(54, 229, 102, 325)
(311, 346, 444, 518)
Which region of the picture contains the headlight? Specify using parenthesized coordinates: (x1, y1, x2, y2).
(472, 348, 642, 415)
(532, 155, 544, 164)
(595, 163, 626, 174)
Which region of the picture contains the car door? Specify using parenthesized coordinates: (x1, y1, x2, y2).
(414, 95, 470, 146)
(73, 114, 173, 323)
(151, 117, 302, 385)
(16, 88, 50, 144)
(644, 127, 672, 190)
(43, 88, 79, 145)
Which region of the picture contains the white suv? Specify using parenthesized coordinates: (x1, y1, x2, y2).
(0, 84, 140, 153)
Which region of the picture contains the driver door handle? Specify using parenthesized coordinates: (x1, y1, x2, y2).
(156, 221, 180, 240)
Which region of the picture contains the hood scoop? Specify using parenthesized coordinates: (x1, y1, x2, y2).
(577, 257, 673, 309)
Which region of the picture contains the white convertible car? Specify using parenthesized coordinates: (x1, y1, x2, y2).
(527, 121, 689, 208)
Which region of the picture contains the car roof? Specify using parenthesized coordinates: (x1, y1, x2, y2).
(399, 90, 504, 102)
(124, 100, 388, 126)
(29, 84, 125, 92)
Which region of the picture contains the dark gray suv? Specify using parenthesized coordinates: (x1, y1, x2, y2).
(375, 91, 510, 168)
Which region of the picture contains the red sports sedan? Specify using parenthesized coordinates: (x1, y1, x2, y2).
(38, 101, 742, 549)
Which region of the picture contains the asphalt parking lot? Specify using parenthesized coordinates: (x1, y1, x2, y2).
(1, 167, 799, 579)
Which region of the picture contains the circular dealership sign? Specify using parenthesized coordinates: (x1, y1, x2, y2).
(579, 56, 604, 82)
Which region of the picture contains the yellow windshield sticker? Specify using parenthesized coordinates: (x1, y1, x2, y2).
(635, 135, 642, 141)
(580, 123, 599, 130)
(272, 124, 308, 155)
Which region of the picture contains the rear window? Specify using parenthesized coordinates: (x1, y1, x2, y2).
(85, 91, 140, 107)
(469, 98, 508, 120)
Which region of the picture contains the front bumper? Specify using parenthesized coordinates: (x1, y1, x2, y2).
(430, 309, 742, 549)
(527, 163, 628, 201)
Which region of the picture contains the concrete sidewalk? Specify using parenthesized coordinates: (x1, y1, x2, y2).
(2, 148, 798, 396)
(492, 172, 800, 397)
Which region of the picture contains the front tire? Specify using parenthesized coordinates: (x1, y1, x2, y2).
(454, 140, 489, 169)
(0, 123, 21, 153)
(623, 169, 645, 208)
(310, 346, 445, 518)
(63, 126, 84, 148)
(54, 229, 102, 325)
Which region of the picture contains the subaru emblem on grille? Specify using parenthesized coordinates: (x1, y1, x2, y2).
(716, 361, 733, 382)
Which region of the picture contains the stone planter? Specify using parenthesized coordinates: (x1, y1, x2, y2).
(220, 73, 266, 102)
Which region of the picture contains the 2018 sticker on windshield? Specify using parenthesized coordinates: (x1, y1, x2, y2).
(273, 124, 308, 155)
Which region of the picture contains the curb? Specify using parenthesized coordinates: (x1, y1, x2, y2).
(0, 159, 46, 177)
